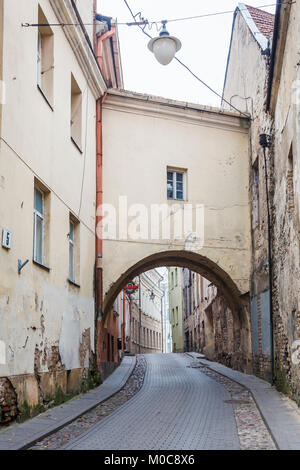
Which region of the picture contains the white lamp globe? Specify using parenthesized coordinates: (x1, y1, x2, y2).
(148, 21, 181, 66)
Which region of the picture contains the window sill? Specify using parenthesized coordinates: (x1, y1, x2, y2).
(71, 137, 83, 154)
(37, 85, 54, 111)
(67, 278, 80, 288)
(33, 259, 50, 272)
(167, 198, 186, 203)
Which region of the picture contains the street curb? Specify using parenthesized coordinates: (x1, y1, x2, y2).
(184, 353, 300, 450)
(0, 356, 136, 450)
(185, 353, 280, 450)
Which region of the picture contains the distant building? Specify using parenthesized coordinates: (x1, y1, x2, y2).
(168, 267, 184, 353)
(112, 269, 163, 356)
(182, 269, 239, 369)
(182, 269, 201, 352)
(131, 270, 164, 355)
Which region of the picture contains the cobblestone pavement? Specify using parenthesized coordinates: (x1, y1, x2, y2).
(188, 362, 276, 450)
(63, 354, 241, 450)
(29, 356, 146, 450)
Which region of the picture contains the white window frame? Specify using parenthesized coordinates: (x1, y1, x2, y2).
(69, 220, 75, 282)
(33, 187, 44, 264)
(167, 169, 186, 201)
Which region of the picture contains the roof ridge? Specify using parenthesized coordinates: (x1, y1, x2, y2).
(239, 3, 275, 43)
(245, 4, 275, 17)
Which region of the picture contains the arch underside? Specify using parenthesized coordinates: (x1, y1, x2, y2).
(102, 250, 249, 324)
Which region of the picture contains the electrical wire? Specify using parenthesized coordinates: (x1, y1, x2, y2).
(123, 0, 250, 118)
(21, 2, 290, 28)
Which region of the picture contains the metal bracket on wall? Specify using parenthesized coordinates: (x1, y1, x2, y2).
(18, 259, 29, 274)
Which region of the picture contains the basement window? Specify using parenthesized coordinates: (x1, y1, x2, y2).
(167, 169, 186, 200)
(70, 74, 82, 151)
(37, 6, 54, 107)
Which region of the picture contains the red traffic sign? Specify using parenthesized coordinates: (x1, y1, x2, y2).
(124, 284, 139, 291)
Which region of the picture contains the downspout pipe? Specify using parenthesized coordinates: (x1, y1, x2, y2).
(95, 14, 119, 88)
(95, 26, 108, 369)
(260, 134, 275, 385)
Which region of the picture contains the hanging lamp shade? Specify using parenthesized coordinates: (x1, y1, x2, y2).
(148, 21, 181, 65)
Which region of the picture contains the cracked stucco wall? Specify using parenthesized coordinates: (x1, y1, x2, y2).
(0, 0, 97, 413)
(223, 9, 274, 381)
(223, 5, 300, 402)
(270, 3, 300, 404)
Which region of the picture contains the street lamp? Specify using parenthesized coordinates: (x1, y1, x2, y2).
(148, 21, 181, 65)
(150, 290, 155, 301)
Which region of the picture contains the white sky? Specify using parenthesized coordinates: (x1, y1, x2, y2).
(97, 0, 276, 107)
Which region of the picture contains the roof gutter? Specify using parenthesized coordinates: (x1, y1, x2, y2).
(266, 0, 282, 111)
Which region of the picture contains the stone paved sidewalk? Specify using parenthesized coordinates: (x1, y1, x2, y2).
(186, 352, 300, 450)
(30, 356, 146, 450)
(0, 356, 136, 450)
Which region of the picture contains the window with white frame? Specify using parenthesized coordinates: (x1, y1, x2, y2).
(33, 187, 44, 264)
(69, 219, 75, 282)
(167, 170, 185, 200)
(37, 6, 54, 105)
(71, 73, 82, 150)
(68, 216, 80, 284)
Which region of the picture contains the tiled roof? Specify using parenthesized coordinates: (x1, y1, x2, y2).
(245, 4, 275, 38)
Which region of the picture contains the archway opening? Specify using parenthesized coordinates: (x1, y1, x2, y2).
(98, 251, 252, 376)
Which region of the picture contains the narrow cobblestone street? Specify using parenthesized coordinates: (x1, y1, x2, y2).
(56, 353, 276, 451)
(29, 356, 146, 450)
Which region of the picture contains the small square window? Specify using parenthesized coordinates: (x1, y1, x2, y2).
(167, 169, 186, 200)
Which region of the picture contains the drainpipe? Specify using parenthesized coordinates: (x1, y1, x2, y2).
(95, 93, 106, 370)
(95, 14, 119, 88)
(96, 29, 115, 71)
(94, 14, 121, 369)
(122, 289, 126, 352)
(161, 294, 164, 353)
(95, 25, 109, 370)
(129, 294, 132, 353)
(259, 133, 275, 385)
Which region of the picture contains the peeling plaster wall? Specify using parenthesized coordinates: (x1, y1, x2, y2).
(270, 3, 300, 403)
(0, 0, 96, 415)
(224, 4, 300, 401)
(223, 10, 273, 381)
(0, 278, 94, 378)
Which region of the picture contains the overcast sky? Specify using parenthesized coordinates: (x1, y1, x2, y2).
(97, 1, 276, 107)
